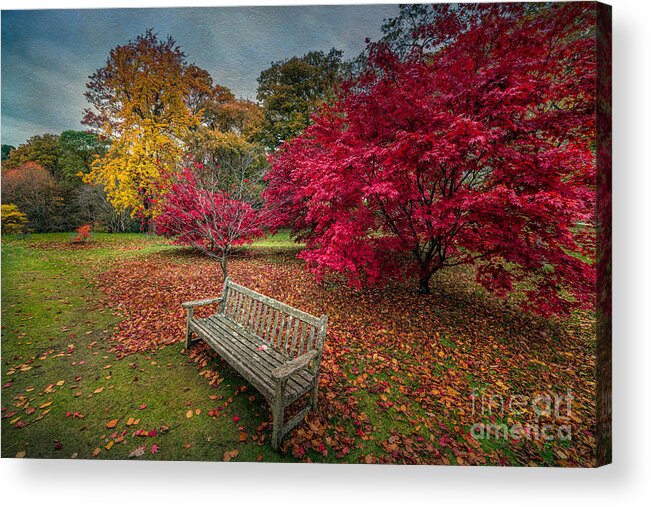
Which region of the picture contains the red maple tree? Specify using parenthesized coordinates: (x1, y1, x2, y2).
(154, 164, 269, 278)
(264, 3, 596, 317)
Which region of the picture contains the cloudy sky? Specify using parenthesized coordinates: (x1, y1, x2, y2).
(1, 4, 399, 147)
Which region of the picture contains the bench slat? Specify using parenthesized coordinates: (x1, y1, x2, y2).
(226, 280, 322, 327)
(191, 317, 314, 402)
(191, 319, 274, 398)
(290, 318, 300, 358)
(209, 315, 314, 385)
(200, 315, 314, 387)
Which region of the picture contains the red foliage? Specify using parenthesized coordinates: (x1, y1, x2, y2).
(72, 224, 92, 243)
(154, 166, 270, 276)
(264, 3, 597, 317)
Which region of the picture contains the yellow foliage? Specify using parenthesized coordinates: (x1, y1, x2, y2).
(82, 31, 204, 217)
(1, 204, 28, 234)
(84, 120, 189, 215)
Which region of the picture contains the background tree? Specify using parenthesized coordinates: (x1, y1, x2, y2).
(58, 130, 109, 185)
(186, 130, 267, 197)
(1, 144, 15, 161)
(185, 82, 267, 200)
(2, 161, 63, 231)
(82, 30, 208, 220)
(75, 184, 138, 233)
(256, 48, 344, 150)
(265, 3, 597, 317)
(201, 97, 262, 142)
(2, 134, 61, 173)
(1, 131, 110, 231)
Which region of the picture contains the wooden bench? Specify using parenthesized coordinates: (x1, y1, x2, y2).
(182, 277, 328, 449)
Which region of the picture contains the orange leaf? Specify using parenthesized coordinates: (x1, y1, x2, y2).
(223, 449, 239, 462)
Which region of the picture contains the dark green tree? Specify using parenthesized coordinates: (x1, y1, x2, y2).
(1, 144, 15, 161)
(58, 130, 109, 184)
(256, 48, 344, 150)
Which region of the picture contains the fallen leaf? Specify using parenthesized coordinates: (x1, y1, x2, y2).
(106, 419, 119, 429)
(223, 449, 239, 462)
(128, 445, 146, 458)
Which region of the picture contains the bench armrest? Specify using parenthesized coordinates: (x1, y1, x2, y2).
(271, 349, 319, 381)
(181, 297, 222, 309)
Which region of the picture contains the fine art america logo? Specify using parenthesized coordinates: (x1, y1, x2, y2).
(469, 389, 574, 442)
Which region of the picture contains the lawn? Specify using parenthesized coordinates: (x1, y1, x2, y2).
(1, 233, 597, 465)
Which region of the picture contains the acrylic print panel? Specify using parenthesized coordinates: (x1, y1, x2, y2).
(0, 1, 611, 467)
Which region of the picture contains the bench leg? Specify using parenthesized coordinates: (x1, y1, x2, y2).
(310, 383, 319, 411)
(185, 308, 194, 349)
(271, 380, 287, 450)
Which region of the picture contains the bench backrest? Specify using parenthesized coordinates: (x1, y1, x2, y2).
(218, 277, 327, 360)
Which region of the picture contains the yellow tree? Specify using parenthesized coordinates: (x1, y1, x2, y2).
(82, 30, 210, 220)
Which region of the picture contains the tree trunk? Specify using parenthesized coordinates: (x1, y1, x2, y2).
(418, 274, 431, 295)
(417, 261, 440, 295)
(220, 254, 228, 280)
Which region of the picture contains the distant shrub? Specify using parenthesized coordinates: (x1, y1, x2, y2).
(1, 161, 63, 232)
(1, 204, 28, 235)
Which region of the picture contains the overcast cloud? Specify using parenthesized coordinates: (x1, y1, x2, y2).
(1, 5, 399, 147)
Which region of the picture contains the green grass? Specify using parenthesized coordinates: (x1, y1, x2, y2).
(1, 232, 443, 463)
(0, 233, 295, 461)
(2, 231, 595, 465)
(244, 229, 303, 249)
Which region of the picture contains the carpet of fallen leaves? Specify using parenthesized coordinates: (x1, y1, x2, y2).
(95, 246, 597, 466)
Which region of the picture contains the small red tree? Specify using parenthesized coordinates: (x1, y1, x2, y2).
(265, 3, 596, 317)
(154, 164, 270, 278)
(72, 223, 92, 243)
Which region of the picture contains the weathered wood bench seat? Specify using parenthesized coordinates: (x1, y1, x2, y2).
(182, 277, 328, 449)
